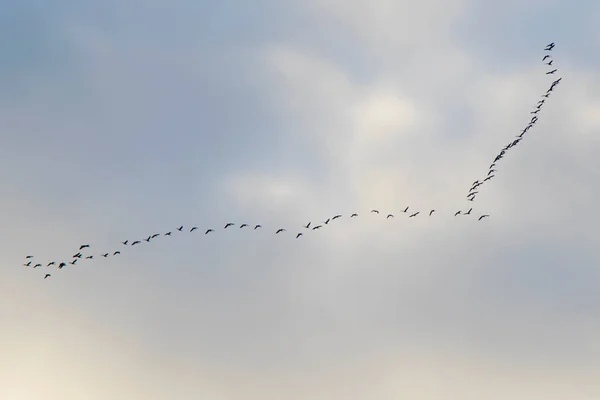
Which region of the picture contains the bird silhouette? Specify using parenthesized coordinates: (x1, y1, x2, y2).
(224, 223, 234, 229)
(151, 234, 160, 239)
(205, 229, 214, 234)
(58, 263, 66, 269)
(546, 69, 557, 74)
(484, 176, 494, 182)
(387, 214, 394, 219)
(144, 236, 152, 242)
(47, 262, 55, 267)
(240, 224, 248, 228)
(429, 210, 435, 216)
(542, 55, 551, 61)
(332, 215, 342, 220)
(25, 255, 33, 259)
(190, 227, 198, 232)
(303, 222, 311, 228)
(409, 212, 419, 218)
(276, 229, 286, 234)
(478, 215, 490, 221)
(324, 218, 330, 224)
(86, 256, 93, 259)
(44, 274, 51, 279)
(79, 244, 90, 250)
(177, 226, 184, 231)
(122, 240, 128, 245)
(113, 251, 120, 256)
(73, 253, 82, 258)
(102, 253, 109, 257)
(296, 233, 303, 238)
(254, 225, 262, 229)
(24, 261, 32, 267)
(350, 213, 358, 218)
(33, 264, 41, 268)
(546, 60, 553, 66)
(165, 232, 172, 236)
(544, 42, 555, 51)
(70, 259, 78, 265)
(465, 208, 473, 215)
(312, 225, 322, 230)
(455, 211, 461, 216)
(403, 206, 409, 213)
(371, 209, 379, 214)
(132, 241, 141, 246)
(488, 169, 496, 175)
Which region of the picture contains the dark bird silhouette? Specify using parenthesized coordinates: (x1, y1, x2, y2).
(455, 210, 461, 216)
(350, 213, 358, 218)
(122, 240, 128, 245)
(409, 212, 419, 218)
(429, 210, 435, 216)
(102, 253, 109, 258)
(165, 232, 172, 236)
(296, 233, 303, 238)
(132, 241, 141, 246)
(151, 234, 160, 239)
(544, 42, 555, 51)
(468, 197, 475, 202)
(34, 264, 41, 268)
(86, 256, 93, 259)
(25, 255, 33, 259)
(542, 93, 550, 98)
(144, 236, 152, 242)
(303, 222, 311, 228)
(465, 208, 473, 215)
(58, 263, 66, 269)
(79, 244, 90, 250)
(387, 214, 394, 219)
(190, 227, 198, 232)
(70, 259, 78, 265)
(542, 55, 551, 61)
(478, 214, 490, 221)
(224, 223, 234, 229)
(312, 225, 322, 230)
(488, 169, 496, 175)
(324, 218, 331, 224)
(546, 60, 553, 66)
(403, 206, 409, 213)
(205, 229, 214, 234)
(177, 226, 184, 231)
(24, 261, 32, 267)
(47, 262, 55, 267)
(484, 176, 494, 182)
(332, 215, 342, 220)
(73, 253, 82, 258)
(276, 228, 286, 234)
(371, 209, 379, 214)
(469, 191, 479, 197)
(240, 224, 248, 228)
(546, 69, 557, 74)
(254, 224, 262, 229)
(554, 77, 562, 84)
(113, 251, 120, 256)
(44, 274, 51, 279)
(531, 109, 540, 114)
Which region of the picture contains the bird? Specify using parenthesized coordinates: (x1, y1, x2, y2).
(190, 227, 198, 232)
(546, 60, 553, 66)
(468, 197, 475, 202)
(429, 210, 435, 216)
(24, 261, 32, 267)
(465, 208, 473, 215)
(224, 223, 234, 229)
(542, 93, 550, 98)
(47, 262, 55, 267)
(254, 224, 262, 229)
(403, 206, 409, 213)
(132, 241, 141, 246)
(544, 42, 555, 51)
(387, 214, 394, 219)
(73, 253, 82, 258)
(312, 225, 322, 230)
(276, 228, 286, 234)
(455, 210, 461, 216)
(102, 253, 109, 258)
(144, 236, 152, 242)
(122, 240, 128, 245)
(303, 222, 311, 228)
(151, 234, 160, 239)
(25, 255, 33, 259)
(165, 232, 172, 236)
(371, 209, 379, 214)
(177, 226, 184, 231)
(531, 109, 540, 114)
(58, 263, 66, 269)
(86, 256, 93, 259)
(296, 233, 303, 238)
(33, 264, 41, 268)
(488, 169, 496, 175)
(542, 55, 551, 61)
(554, 77, 562, 84)
(478, 214, 490, 221)
(240, 224, 248, 228)
(70, 259, 78, 265)
(546, 69, 557, 74)
(205, 229, 214, 234)
(484, 176, 494, 182)
(113, 251, 120, 256)
(409, 212, 419, 218)
(79, 244, 90, 250)
(324, 218, 331, 224)
(44, 274, 51, 279)
(469, 191, 479, 197)
(332, 215, 342, 220)
(350, 213, 358, 218)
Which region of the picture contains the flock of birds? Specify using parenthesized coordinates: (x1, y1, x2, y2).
(466, 42, 562, 202)
(23, 43, 562, 280)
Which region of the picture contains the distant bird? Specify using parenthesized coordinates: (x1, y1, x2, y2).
(58, 263, 66, 269)
(113, 251, 120, 256)
(312, 225, 322, 230)
(144, 236, 152, 242)
(47, 262, 55, 267)
(455, 210, 461, 216)
(478, 214, 490, 221)
(70, 259, 78, 265)
(165, 232, 172, 236)
(531, 109, 540, 114)
(484, 176, 494, 182)
(224, 223, 234, 229)
(131, 241, 141, 246)
(489, 163, 496, 169)
(350, 213, 358, 218)
(177, 226, 184, 231)
(24, 261, 32, 267)
(554, 77, 562, 84)
(151, 234, 160, 239)
(25, 255, 33, 259)
(44, 274, 51, 279)
(102, 253, 109, 258)
(324, 218, 331, 224)
(409, 212, 419, 218)
(488, 169, 496, 175)
(468, 197, 475, 202)
(542, 55, 551, 61)
(371, 209, 379, 214)
(303, 222, 311, 228)
(546, 69, 557, 74)
(205, 229, 214, 234)
(276, 228, 286, 234)
(254, 224, 262, 229)
(429, 210, 435, 216)
(387, 214, 394, 219)
(546, 60, 553, 66)
(122, 240, 128, 245)
(542, 93, 550, 98)
(190, 227, 198, 232)
(296, 233, 303, 239)
(240, 224, 248, 228)
(469, 191, 479, 197)
(73, 253, 82, 258)
(86, 256, 93, 259)
(465, 208, 473, 215)
(79, 244, 90, 250)
(544, 42, 555, 51)
(403, 206, 409, 213)
(33, 264, 41, 268)
(332, 215, 342, 220)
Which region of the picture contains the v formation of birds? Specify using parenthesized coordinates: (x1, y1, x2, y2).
(26, 43, 562, 280)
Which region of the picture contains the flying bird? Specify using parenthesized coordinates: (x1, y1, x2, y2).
(324, 218, 330, 224)
(350, 213, 358, 218)
(47, 262, 55, 267)
(190, 227, 198, 232)
(25, 255, 33, 259)
(33, 264, 41, 268)
(151, 234, 160, 239)
(478, 214, 490, 221)
(403, 206, 409, 213)
(387, 214, 394, 219)
(79, 244, 90, 250)
(113, 251, 120, 256)
(224, 223, 234, 229)
(546, 60, 553, 66)
(488, 169, 496, 175)
(73, 253, 82, 258)
(70, 259, 78, 265)
(102, 253, 109, 258)
(44, 274, 51, 279)
(465, 208, 473, 215)
(240, 224, 248, 228)
(86, 256, 93, 259)
(371, 209, 379, 214)
(546, 69, 557, 74)
(132, 241, 141, 246)
(296, 233, 303, 239)
(542, 55, 551, 61)
(484, 176, 494, 182)
(205, 229, 214, 234)
(177, 226, 184, 231)
(276, 228, 286, 234)
(429, 210, 435, 216)
(144, 236, 152, 242)
(254, 225, 262, 229)
(531, 109, 540, 114)
(58, 263, 66, 269)
(332, 215, 342, 220)
(165, 232, 172, 236)
(312, 225, 322, 230)
(303, 222, 311, 228)
(24, 261, 32, 267)
(455, 210, 461, 216)
(544, 42, 555, 51)
(122, 240, 128, 245)
(409, 212, 419, 218)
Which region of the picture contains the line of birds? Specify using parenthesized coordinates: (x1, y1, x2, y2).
(466, 42, 562, 202)
(25, 207, 491, 279)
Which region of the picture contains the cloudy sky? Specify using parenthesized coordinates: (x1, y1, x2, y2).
(2, 0, 600, 399)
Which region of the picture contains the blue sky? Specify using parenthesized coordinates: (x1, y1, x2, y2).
(2, 0, 600, 399)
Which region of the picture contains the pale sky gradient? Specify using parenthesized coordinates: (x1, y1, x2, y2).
(2, 1, 600, 399)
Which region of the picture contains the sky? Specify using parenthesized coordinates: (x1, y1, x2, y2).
(1, 0, 600, 399)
